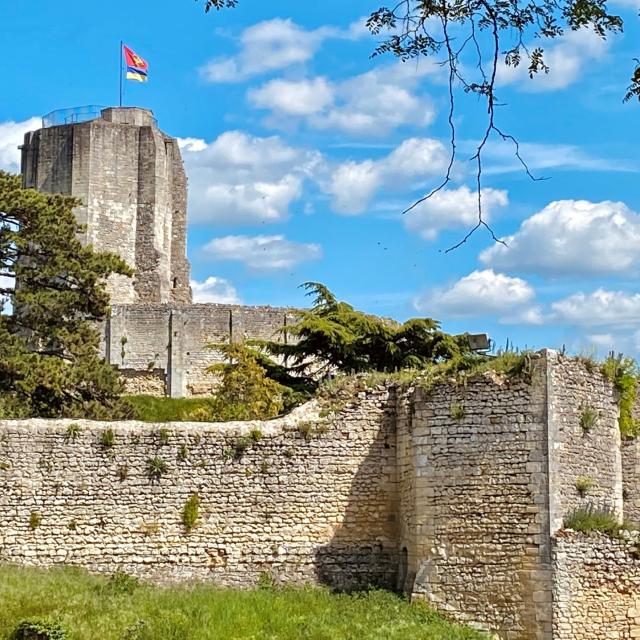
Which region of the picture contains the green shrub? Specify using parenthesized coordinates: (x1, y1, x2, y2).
(249, 428, 263, 443)
(146, 457, 168, 480)
(564, 504, 624, 536)
(182, 493, 200, 532)
(450, 404, 465, 421)
(10, 619, 67, 640)
(575, 476, 594, 496)
(100, 428, 115, 448)
(65, 424, 80, 442)
(580, 406, 598, 433)
(102, 570, 139, 596)
(231, 437, 251, 460)
(601, 353, 639, 438)
(29, 511, 42, 531)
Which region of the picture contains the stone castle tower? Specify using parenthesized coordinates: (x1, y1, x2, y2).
(20, 106, 290, 398)
(20, 106, 192, 305)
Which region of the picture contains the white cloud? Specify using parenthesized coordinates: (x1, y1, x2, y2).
(0, 274, 15, 315)
(250, 63, 438, 136)
(403, 185, 508, 241)
(191, 277, 241, 304)
(0, 117, 40, 172)
(551, 289, 640, 327)
(414, 269, 535, 319)
(326, 138, 449, 214)
(203, 234, 322, 270)
(249, 77, 335, 116)
(481, 199, 640, 276)
(178, 131, 321, 224)
(200, 18, 367, 83)
(497, 30, 609, 92)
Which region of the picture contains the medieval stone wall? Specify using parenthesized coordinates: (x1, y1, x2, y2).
(402, 355, 553, 640)
(623, 439, 640, 524)
(105, 304, 295, 398)
(0, 390, 399, 589)
(552, 531, 640, 640)
(546, 354, 623, 533)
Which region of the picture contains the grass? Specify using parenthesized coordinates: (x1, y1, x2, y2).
(563, 504, 633, 537)
(126, 396, 216, 423)
(0, 564, 487, 640)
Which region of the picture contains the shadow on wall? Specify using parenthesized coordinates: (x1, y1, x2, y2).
(312, 389, 401, 592)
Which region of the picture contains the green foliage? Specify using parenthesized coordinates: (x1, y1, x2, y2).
(64, 424, 80, 442)
(601, 353, 640, 438)
(0, 564, 488, 639)
(206, 343, 285, 421)
(575, 476, 594, 496)
(116, 465, 128, 481)
(564, 504, 629, 537)
(259, 283, 469, 377)
(126, 395, 216, 422)
(580, 406, 598, 433)
(10, 619, 68, 640)
(177, 443, 189, 462)
(158, 428, 170, 445)
(146, 457, 168, 480)
(0, 172, 133, 420)
(450, 404, 466, 421)
(28, 511, 42, 531)
(100, 428, 116, 448)
(182, 493, 200, 532)
(102, 571, 140, 596)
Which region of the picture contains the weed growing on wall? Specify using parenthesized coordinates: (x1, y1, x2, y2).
(100, 428, 116, 448)
(601, 354, 639, 438)
(116, 465, 129, 481)
(182, 493, 200, 532)
(177, 444, 189, 462)
(563, 504, 630, 537)
(575, 476, 594, 496)
(450, 404, 466, 421)
(580, 406, 598, 433)
(158, 428, 170, 445)
(146, 457, 168, 480)
(29, 511, 42, 530)
(65, 424, 81, 442)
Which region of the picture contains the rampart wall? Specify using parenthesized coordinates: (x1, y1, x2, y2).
(1, 350, 640, 639)
(104, 304, 295, 398)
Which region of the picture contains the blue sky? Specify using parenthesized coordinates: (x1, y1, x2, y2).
(2, 0, 640, 355)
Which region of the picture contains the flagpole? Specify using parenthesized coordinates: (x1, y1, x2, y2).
(119, 41, 123, 107)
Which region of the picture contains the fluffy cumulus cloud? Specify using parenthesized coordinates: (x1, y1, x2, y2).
(551, 289, 640, 327)
(403, 185, 509, 241)
(0, 117, 40, 172)
(200, 18, 367, 83)
(326, 138, 449, 214)
(414, 269, 536, 319)
(496, 29, 610, 91)
(190, 277, 241, 304)
(178, 131, 321, 224)
(203, 234, 322, 271)
(249, 63, 438, 136)
(481, 199, 640, 276)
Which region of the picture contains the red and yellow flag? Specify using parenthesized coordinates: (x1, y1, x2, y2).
(123, 44, 148, 82)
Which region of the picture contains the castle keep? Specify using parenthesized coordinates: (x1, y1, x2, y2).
(21, 107, 285, 397)
(7, 107, 640, 639)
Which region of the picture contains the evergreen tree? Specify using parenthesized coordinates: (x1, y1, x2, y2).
(0, 171, 133, 419)
(260, 282, 472, 376)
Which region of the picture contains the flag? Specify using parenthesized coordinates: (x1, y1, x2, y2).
(123, 44, 148, 82)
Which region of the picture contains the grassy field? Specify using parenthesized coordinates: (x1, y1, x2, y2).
(0, 565, 487, 640)
(125, 395, 215, 422)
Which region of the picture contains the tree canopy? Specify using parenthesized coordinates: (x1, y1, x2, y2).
(259, 282, 473, 377)
(0, 171, 132, 419)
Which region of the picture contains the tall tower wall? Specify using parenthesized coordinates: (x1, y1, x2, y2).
(20, 107, 192, 305)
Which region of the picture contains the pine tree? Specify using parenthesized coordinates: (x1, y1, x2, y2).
(0, 171, 133, 418)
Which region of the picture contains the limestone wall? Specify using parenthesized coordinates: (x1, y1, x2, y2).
(403, 355, 553, 640)
(104, 304, 295, 398)
(0, 389, 399, 589)
(546, 354, 622, 533)
(623, 439, 640, 524)
(552, 531, 640, 640)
